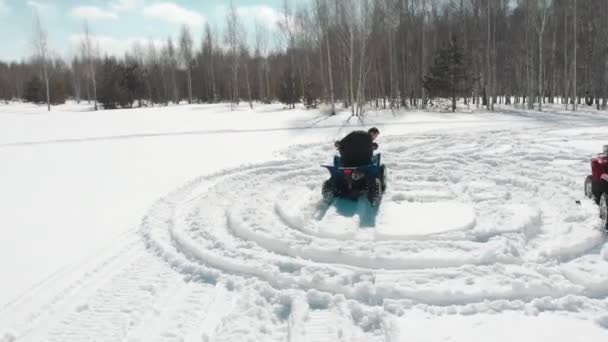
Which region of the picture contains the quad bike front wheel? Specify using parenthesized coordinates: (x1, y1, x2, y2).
(600, 193, 608, 232)
(585, 176, 594, 199)
(585, 175, 600, 204)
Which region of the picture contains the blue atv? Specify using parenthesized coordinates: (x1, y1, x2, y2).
(321, 154, 386, 206)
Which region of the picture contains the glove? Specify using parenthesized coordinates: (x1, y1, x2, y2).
(372, 142, 378, 150)
(334, 140, 341, 149)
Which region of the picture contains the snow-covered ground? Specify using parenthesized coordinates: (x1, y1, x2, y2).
(1, 101, 607, 341)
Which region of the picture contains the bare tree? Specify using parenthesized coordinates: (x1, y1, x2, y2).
(159, 42, 171, 105)
(31, 10, 50, 111)
(145, 40, 158, 105)
(563, 0, 569, 108)
(332, 0, 381, 116)
(241, 44, 254, 109)
(71, 56, 82, 104)
(166, 37, 179, 104)
(82, 21, 98, 110)
(316, 0, 335, 114)
(131, 41, 149, 107)
(179, 25, 194, 104)
(421, 0, 428, 109)
(486, 0, 493, 110)
(280, 0, 299, 109)
(225, 1, 243, 110)
(353, 0, 379, 116)
(533, 0, 551, 111)
(202, 24, 217, 102)
(254, 21, 271, 104)
(572, 0, 577, 111)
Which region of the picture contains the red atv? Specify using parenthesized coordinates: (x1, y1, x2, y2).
(584, 145, 608, 231)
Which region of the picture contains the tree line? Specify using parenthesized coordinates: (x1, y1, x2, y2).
(0, 0, 607, 114)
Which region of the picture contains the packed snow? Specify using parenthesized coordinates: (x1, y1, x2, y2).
(0, 101, 607, 341)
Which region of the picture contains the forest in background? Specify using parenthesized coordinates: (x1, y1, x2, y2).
(0, 0, 607, 114)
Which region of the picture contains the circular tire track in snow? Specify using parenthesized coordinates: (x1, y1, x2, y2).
(141, 130, 608, 306)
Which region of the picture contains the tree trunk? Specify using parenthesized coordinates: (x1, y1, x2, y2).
(73, 70, 80, 104)
(326, 27, 336, 114)
(290, 50, 297, 109)
(388, 28, 395, 109)
(485, 0, 494, 110)
(349, 25, 355, 116)
(318, 40, 326, 103)
(187, 68, 192, 104)
(211, 56, 217, 102)
(421, 4, 427, 109)
(538, 19, 545, 112)
(573, 0, 577, 111)
(563, 4, 568, 107)
(265, 61, 271, 103)
(43, 63, 50, 111)
(245, 59, 253, 109)
(92, 69, 98, 110)
(258, 59, 265, 102)
(172, 69, 178, 104)
(452, 62, 456, 112)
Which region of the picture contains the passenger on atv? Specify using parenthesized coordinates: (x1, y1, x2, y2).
(322, 127, 386, 206)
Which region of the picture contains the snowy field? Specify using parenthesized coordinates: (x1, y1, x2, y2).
(1, 101, 608, 341)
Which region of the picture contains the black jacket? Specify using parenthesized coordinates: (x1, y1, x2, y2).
(336, 130, 374, 167)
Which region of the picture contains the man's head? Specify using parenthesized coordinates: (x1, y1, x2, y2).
(368, 127, 380, 141)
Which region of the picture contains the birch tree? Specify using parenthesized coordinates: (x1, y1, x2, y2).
(572, 0, 577, 111)
(82, 22, 98, 110)
(254, 21, 270, 104)
(202, 24, 217, 102)
(533, 0, 551, 111)
(166, 37, 179, 104)
(32, 10, 50, 111)
(315, 0, 335, 114)
(225, 1, 243, 110)
(179, 25, 194, 104)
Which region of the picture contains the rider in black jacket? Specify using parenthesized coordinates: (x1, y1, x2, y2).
(334, 127, 380, 167)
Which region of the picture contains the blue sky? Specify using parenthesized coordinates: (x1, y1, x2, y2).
(0, 0, 293, 62)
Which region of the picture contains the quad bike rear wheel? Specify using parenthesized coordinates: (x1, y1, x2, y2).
(367, 178, 382, 207)
(600, 193, 608, 232)
(322, 178, 337, 203)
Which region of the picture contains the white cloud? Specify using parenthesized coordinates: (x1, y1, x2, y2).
(0, 0, 9, 15)
(236, 5, 284, 30)
(110, 0, 141, 12)
(142, 2, 204, 28)
(70, 6, 118, 21)
(69, 34, 163, 56)
(27, 1, 50, 12)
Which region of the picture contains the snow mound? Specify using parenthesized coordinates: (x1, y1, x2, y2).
(375, 201, 475, 239)
(387, 311, 608, 341)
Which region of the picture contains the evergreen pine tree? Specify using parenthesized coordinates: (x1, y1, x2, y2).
(49, 77, 67, 105)
(122, 59, 145, 108)
(278, 66, 297, 109)
(424, 36, 471, 112)
(24, 75, 44, 104)
(303, 74, 318, 109)
(98, 57, 123, 109)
